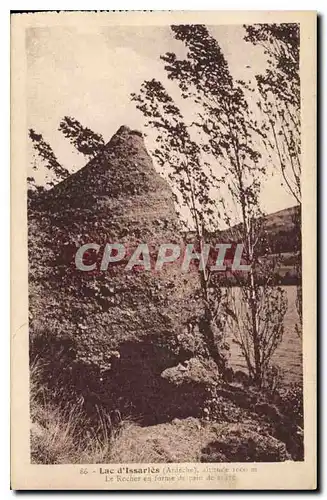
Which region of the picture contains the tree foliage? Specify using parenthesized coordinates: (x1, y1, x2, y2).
(244, 24, 302, 336)
(244, 23, 301, 204)
(132, 79, 221, 230)
(131, 51, 229, 375)
(28, 129, 70, 188)
(161, 25, 269, 235)
(133, 24, 288, 386)
(59, 116, 105, 159)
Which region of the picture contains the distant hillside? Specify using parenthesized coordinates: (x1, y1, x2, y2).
(184, 205, 301, 286)
(259, 205, 301, 255)
(212, 205, 301, 256)
(225, 205, 300, 285)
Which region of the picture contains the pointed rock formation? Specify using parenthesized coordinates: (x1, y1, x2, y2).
(29, 126, 199, 418)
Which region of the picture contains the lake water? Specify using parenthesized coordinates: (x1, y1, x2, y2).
(226, 286, 302, 385)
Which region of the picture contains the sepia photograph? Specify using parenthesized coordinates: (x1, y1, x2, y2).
(11, 10, 316, 490)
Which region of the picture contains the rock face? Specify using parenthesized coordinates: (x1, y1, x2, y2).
(108, 418, 290, 463)
(28, 125, 199, 421)
(200, 423, 291, 462)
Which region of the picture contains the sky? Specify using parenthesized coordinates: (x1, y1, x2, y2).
(26, 24, 297, 218)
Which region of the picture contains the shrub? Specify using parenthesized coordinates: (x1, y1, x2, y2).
(278, 382, 304, 427)
(30, 360, 117, 464)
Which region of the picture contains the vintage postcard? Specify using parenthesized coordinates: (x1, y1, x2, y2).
(11, 10, 316, 490)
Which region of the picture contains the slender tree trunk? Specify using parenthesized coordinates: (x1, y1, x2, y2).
(186, 167, 227, 376)
(239, 182, 262, 387)
(199, 310, 227, 374)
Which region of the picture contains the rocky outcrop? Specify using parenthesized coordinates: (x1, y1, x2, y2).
(28, 126, 200, 417)
(108, 418, 290, 463)
(200, 423, 291, 462)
